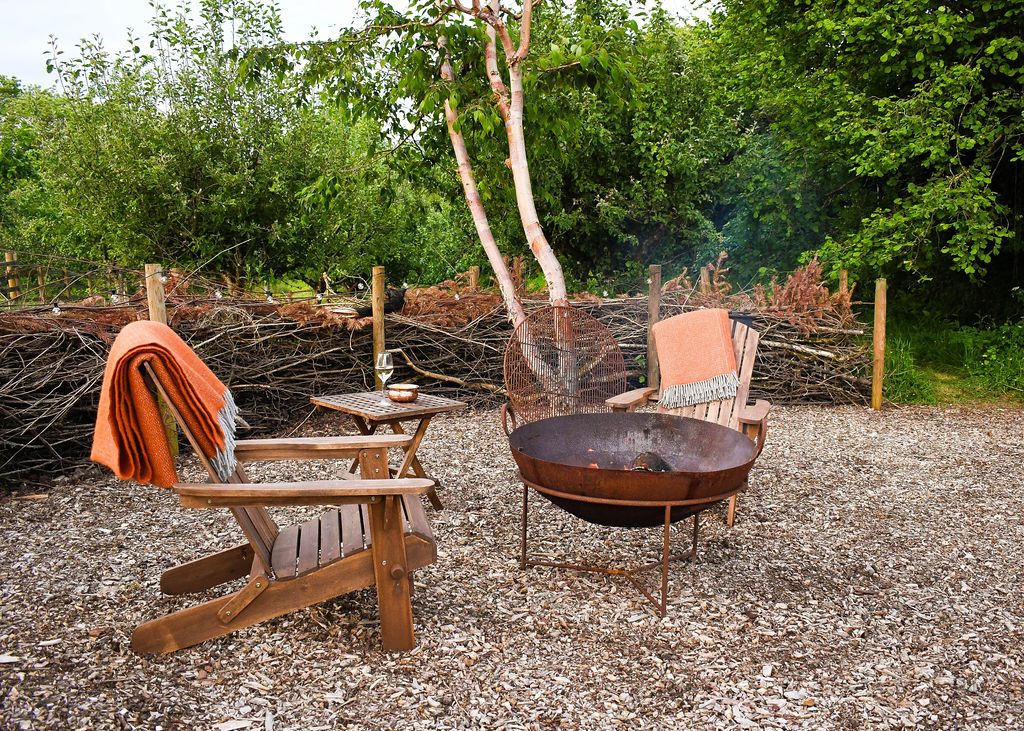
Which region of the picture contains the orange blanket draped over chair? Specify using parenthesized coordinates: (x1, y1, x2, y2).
(653, 308, 739, 409)
(91, 320, 240, 488)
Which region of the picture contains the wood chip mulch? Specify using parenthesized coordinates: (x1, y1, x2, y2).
(2, 404, 1023, 729)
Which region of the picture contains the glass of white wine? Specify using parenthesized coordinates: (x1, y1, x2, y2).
(375, 351, 394, 405)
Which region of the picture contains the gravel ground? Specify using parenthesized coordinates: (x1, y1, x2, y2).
(2, 403, 1024, 730)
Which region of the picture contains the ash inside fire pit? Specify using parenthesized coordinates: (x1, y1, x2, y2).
(630, 451, 673, 472)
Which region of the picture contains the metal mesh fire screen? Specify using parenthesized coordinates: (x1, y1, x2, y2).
(503, 306, 626, 424)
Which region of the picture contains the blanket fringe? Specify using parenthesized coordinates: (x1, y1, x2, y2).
(658, 372, 739, 409)
(211, 389, 242, 482)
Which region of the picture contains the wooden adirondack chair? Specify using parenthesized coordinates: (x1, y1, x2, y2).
(606, 317, 769, 527)
(131, 362, 437, 654)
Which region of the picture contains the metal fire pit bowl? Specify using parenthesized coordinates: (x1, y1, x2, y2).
(504, 410, 763, 527)
(502, 408, 766, 615)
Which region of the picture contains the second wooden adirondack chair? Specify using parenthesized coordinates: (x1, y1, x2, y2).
(606, 313, 769, 526)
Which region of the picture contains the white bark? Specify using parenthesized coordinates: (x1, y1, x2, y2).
(439, 37, 527, 326)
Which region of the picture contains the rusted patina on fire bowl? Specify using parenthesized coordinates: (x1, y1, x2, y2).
(507, 412, 759, 527)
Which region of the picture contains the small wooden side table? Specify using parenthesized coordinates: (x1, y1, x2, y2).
(311, 391, 467, 509)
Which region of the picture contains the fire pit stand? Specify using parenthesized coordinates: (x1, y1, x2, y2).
(519, 482, 742, 617)
(503, 406, 760, 617)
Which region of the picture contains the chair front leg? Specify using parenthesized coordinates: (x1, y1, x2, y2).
(359, 448, 416, 651)
(729, 417, 766, 527)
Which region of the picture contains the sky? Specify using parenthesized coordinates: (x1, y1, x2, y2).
(1, 0, 709, 89)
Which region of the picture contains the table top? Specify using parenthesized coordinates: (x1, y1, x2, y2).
(311, 391, 468, 421)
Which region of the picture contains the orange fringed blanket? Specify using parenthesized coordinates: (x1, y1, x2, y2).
(653, 308, 738, 409)
(91, 320, 240, 488)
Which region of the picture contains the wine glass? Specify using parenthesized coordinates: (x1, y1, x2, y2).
(375, 351, 394, 405)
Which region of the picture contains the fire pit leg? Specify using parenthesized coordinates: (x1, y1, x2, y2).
(517, 479, 711, 617)
(520, 485, 529, 571)
(658, 505, 672, 618)
(691, 512, 699, 564)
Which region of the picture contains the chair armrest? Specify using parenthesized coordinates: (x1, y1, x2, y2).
(605, 387, 658, 412)
(737, 400, 770, 457)
(174, 478, 434, 508)
(737, 400, 770, 425)
(233, 434, 413, 462)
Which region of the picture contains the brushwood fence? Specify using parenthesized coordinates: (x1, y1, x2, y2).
(0, 262, 870, 485)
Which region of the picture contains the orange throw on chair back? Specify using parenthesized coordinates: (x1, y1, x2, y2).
(652, 308, 739, 409)
(91, 320, 240, 488)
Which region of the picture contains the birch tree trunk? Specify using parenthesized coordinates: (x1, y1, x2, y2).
(439, 37, 527, 326)
(483, 1, 569, 308)
(504, 69, 568, 307)
(441, 0, 569, 318)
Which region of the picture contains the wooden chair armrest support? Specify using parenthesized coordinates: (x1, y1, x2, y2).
(605, 387, 658, 412)
(234, 435, 413, 462)
(174, 478, 435, 508)
(737, 399, 771, 425)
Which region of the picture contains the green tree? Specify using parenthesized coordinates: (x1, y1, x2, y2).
(1, 0, 475, 288)
(712, 0, 1024, 302)
(289, 0, 644, 321)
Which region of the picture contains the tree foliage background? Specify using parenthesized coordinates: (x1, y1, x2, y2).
(0, 0, 1020, 319)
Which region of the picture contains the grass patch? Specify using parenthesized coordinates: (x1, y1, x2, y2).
(885, 318, 1024, 405)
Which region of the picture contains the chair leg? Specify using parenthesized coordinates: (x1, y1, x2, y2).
(368, 497, 416, 652)
(134, 581, 293, 654)
(360, 447, 417, 651)
(134, 550, 380, 654)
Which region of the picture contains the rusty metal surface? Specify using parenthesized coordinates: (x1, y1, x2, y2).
(504, 306, 626, 424)
(507, 412, 758, 527)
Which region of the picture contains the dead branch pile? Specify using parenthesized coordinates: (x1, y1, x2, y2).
(1, 259, 868, 483)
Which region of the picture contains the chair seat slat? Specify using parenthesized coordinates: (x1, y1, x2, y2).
(341, 504, 364, 556)
(271, 524, 300, 580)
(297, 517, 321, 576)
(319, 510, 342, 565)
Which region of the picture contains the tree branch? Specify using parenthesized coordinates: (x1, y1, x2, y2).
(485, 24, 511, 119)
(499, 0, 543, 22)
(515, 0, 532, 61)
(538, 60, 581, 73)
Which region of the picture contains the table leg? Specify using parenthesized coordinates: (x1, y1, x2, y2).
(348, 416, 378, 475)
(387, 417, 443, 510)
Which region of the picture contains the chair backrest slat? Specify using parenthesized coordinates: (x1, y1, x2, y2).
(229, 508, 273, 571)
(226, 466, 277, 573)
(729, 321, 759, 429)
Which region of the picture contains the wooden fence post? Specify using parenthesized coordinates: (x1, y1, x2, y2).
(5, 252, 19, 302)
(372, 265, 386, 389)
(468, 265, 481, 290)
(872, 278, 887, 410)
(648, 264, 661, 390)
(839, 269, 849, 298)
(145, 263, 179, 456)
(698, 265, 711, 295)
